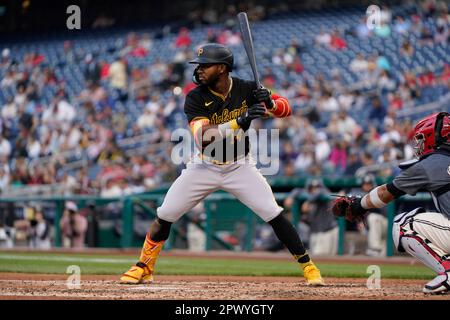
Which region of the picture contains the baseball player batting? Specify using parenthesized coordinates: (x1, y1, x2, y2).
(332, 112, 450, 294)
(120, 43, 324, 286)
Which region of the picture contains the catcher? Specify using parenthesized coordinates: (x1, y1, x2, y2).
(332, 112, 450, 294)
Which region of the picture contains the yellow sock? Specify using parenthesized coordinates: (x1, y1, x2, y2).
(139, 233, 164, 272)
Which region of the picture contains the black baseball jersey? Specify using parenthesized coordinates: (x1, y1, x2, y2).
(390, 149, 450, 219)
(184, 77, 258, 163)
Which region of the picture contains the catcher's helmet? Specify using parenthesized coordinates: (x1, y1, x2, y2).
(189, 43, 234, 71)
(409, 112, 450, 157)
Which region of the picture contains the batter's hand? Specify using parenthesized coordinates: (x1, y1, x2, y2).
(253, 88, 274, 110)
(236, 104, 267, 129)
(331, 195, 368, 223)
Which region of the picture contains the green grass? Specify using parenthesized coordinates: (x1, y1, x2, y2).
(0, 251, 434, 279)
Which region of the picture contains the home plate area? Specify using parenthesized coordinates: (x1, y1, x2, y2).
(0, 274, 448, 300)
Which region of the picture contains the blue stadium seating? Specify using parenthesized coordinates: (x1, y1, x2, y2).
(0, 4, 448, 153)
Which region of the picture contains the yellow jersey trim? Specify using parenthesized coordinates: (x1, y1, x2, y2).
(208, 77, 233, 101)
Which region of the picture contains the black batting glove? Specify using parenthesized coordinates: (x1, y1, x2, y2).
(253, 87, 274, 109)
(236, 104, 267, 130)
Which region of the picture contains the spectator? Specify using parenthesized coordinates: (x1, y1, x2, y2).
(108, 56, 129, 102)
(26, 135, 41, 159)
(419, 27, 434, 46)
(360, 175, 387, 256)
(1, 96, 17, 120)
(288, 57, 304, 75)
(368, 96, 387, 127)
(0, 48, 11, 67)
(28, 208, 51, 249)
(338, 89, 355, 111)
(42, 95, 76, 127)
(377, 70, 396, 93)
(61, 172, 79, 195)
(84, 53, 101, 87)
(0, 135, 11, 158)
(400, 40, 415, 57)
(60, 201, 87, 248)
(280, 141, 299, 163)
(314, 132, 331, 164)
(294, 146, 315, 174)
(299, 179, 338, 255)
(354, 17, 371, 39)
(315, 29, 331, 47)
(329, 30, 347, 50)
(344, 149, 363, 176)
(318, 91, 339, 112)
(0, 221, 14, 248)
(380, 117, 401, 146)
(99, 59, 110, 80)
(393, 16, 411, 35)
(336, 110, 360, 138)
(388, 93, 404, 111)
(328, 140, 347, 176)
(434, 24, 449, 44)
(0, 166, 10, 193)
(379, 5, 392, 24)
(174, 27, 192, 48)
(376, 53, 391, 71)
(283, 160, 297, 177)
(1, 69, 17, 88)
(374, 22, 391, 38)
(186, 203, 206, 252)
(100, 179, 124, 197)
(349, 54, 368, 76)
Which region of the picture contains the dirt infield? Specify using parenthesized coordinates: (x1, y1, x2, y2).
(0, 273, 448, 300)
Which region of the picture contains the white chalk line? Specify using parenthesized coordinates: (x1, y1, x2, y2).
(0, 254, 135, 264)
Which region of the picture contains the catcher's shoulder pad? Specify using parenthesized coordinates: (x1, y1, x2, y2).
(398, 158, 419, 170)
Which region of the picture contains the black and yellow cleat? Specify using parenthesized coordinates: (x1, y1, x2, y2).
(120, 262, 153, 284)
(302, 262, 325, 286)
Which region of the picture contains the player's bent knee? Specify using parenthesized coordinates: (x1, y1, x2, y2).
(392, 207, 426, 252)
(254, 205, 283, 222)
(156, 204, 183, 223)
(392, 221, 405, 252)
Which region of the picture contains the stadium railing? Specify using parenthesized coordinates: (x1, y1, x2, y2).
(0, 189, 433, 256)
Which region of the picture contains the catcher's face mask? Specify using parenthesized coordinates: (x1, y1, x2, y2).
(412, 133, 425, 158)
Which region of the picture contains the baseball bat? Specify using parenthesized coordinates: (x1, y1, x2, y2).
(237, 12, 262, 89)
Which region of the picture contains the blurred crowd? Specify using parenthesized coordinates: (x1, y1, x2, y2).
(0, 0, 449, 200)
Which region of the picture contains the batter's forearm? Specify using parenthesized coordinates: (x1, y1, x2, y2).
(360, 184, 395, 209)
(190, 118, 240, 151)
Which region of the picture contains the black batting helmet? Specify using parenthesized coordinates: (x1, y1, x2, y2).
(189, 43, 234, 71)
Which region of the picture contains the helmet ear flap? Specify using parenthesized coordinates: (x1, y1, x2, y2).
(192, 66, 200, 85)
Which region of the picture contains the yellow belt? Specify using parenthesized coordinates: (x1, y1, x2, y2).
(200, 154, 246, 165)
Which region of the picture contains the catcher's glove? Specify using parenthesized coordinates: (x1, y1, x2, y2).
(331, 195, 368, 222)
